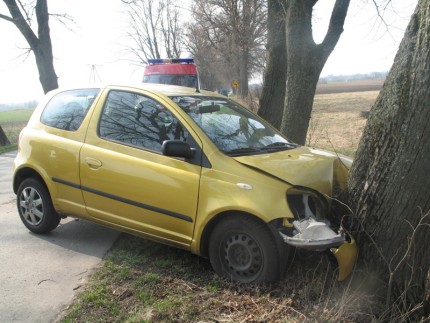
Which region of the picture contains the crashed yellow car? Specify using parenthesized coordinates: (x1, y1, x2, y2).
(13, 84, 357, 283)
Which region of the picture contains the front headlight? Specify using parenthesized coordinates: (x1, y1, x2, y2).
(286, 187, 329, 222)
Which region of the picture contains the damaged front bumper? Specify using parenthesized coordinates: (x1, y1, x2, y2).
(279, 218, 358, 281)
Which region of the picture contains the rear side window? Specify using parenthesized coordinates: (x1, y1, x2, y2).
(41, 89, 100, 131)
(99, 90, 188, 152)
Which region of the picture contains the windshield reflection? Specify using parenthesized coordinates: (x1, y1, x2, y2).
(170, 96, 297, 155)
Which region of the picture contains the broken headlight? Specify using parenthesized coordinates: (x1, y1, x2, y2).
(286, 187, 329, 223)
(281, 187, 345, 250)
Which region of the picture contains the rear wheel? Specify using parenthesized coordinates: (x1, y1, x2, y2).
(209, 215, 280, 283)
(17, 178, 61, 234)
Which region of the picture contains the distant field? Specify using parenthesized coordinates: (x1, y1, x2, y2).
(316, 79, 384, 94)
(0, 108, 33, 123)
(309, 90, 380, 156)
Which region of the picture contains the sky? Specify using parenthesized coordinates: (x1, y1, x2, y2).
(0, 0, 418, 103)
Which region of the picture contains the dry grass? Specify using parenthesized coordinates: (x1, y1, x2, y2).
(307, 91, 380, 157)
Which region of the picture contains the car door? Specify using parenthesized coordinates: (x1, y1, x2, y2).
(80, 89, 202, 247)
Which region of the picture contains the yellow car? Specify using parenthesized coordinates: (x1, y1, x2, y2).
(13, 84, 357, 283)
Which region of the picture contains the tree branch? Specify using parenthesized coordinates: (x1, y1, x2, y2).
(319, 0, 351, 59)
(0, 13, 14, 22)
(3, 0, 39, 48)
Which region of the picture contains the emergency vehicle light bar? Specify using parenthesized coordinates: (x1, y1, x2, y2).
(147, 58, 194, 64)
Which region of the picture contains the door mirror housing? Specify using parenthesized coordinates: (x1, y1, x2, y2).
(162, 140, 195, 159)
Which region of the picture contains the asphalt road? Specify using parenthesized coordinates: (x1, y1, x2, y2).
(0, 151, 120, 323)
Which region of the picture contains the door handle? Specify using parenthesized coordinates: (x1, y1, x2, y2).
(85, 157, 102, 169)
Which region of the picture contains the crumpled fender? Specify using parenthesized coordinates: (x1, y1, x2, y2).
(330, 233, 358, 281)
(279, 221, 358, 281)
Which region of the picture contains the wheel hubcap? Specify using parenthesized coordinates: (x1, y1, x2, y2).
(19, 187, 44, 226)
(223, 233, 263, 281)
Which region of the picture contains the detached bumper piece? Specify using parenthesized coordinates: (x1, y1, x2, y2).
(279, 218, 358, 281)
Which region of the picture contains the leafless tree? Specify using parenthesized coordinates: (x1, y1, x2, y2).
(122, 0, 185, 64)
(0, 0, 62, 146)
(257, 0, 286, 129)
(190, 0, 267, 96)
(186, 22, 236, 90)
(279, 0, 350, 145)
(0, 0, 58, 94)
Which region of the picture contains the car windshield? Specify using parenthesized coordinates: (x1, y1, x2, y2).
(169, 95, 298, 156)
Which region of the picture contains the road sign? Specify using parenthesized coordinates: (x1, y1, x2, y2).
(231, 80, 239, 88)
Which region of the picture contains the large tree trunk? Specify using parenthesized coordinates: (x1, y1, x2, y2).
(2, 0, 58, 93)
(257, 0, 287, 129)
(280, 0, 350, 145)
(347, 0, 430, 316)
(34, 0, 58, 93)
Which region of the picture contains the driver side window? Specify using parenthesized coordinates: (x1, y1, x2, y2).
(99, 90, 188, 152)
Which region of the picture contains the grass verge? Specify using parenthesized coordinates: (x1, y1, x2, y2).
(60, 235, 375, 322)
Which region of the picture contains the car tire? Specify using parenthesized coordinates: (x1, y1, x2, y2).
(209, 215, 280, 284)
(17, 178, 61, 234)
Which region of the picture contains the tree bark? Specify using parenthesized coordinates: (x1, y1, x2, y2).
(2, 0, 58, 93)
(347, 0, 430, 316)
(238, 48, 250, 96)
(280, 0, 350, 145)
(257, 0, 287, 129)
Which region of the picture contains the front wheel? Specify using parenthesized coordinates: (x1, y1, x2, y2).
(208, 215, 280, 284)
(16, 178, 61, 234)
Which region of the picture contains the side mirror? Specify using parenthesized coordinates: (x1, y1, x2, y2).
(162, 140, 195, 159)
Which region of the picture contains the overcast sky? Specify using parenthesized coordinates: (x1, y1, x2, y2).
(0, 0, 418, 103)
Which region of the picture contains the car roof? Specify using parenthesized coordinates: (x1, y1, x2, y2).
(50, 83, 220, 98)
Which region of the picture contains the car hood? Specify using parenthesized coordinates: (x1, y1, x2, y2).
(233, 146, 351, 196)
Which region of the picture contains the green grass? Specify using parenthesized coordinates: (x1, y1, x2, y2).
(0, 109, 34, 123)
(0, 144, 18, 154)
(0, 108, 33, 146)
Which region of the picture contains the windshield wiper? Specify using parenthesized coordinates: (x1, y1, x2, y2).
(263, 142, 298, 151)
(225, 142, 298, 156)
(224, 147, 263, 156)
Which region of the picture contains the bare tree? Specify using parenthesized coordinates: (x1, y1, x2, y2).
(257, 0, 286, 129)
(0, 0, 58, 94)
(186, 23, 226, 90)
(191, 0, 267, 96)
(122, 0, 185, 64)
(279, 0, 350, 145)
(160, 0, 182, 58)
(347, 0, 430, 318)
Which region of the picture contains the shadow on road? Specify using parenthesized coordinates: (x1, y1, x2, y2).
(25, 217, 120, 258)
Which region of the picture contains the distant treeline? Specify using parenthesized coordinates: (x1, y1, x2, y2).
(0, 100, 38, 111)
(319, 71, 388, 83)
